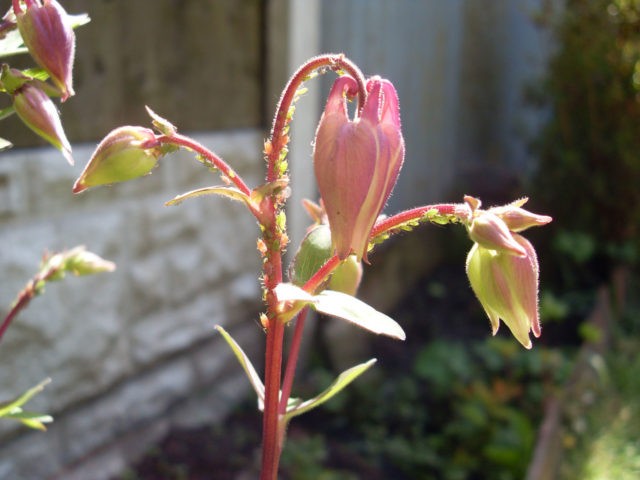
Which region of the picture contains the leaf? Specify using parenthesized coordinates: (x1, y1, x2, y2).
(0, 105, 16, 121)
(146, 106, 177, 136)
(273, 283, 315, 304)
(313, 290, 406, 340)
(165, 186, 253, 207)
(3, 410, 53, 431)
(0, 378, 52, 431)
(250, 178, 289, 204)
(0, 137, 12, 151)
(215, 326, 264, 404)
(0, 378, 51, 417)
(273, 283, 315, 323)
(285, 359, 376, 420)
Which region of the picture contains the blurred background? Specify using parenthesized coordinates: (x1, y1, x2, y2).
(1, 0, 638, 479)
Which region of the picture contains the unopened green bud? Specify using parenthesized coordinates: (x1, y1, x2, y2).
(328, 254, 362, 296)
(73, 126, 163, 193)
(290, 224, 333, 288)
(62, 246, 116, 276)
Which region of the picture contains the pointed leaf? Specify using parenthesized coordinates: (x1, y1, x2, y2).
(0, 137, 12, 151)
(285, 359, 376, 420)
(313, 290, 406, 340)
(0, 105, 16, 121)
(0, 378, 51, 417)
(165, 185, 253, 207)
(250, 179, 289, 204)
(146, 106, 177, 136)
(273, 283, 316, 323)
(273, 283, 315, 304)
(215, 326, 264, 404)
(4, 410, 53, 431)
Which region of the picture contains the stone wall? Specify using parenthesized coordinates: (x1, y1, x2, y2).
(0, 131, 265, 479)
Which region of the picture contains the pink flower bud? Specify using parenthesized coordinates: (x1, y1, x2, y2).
(14, 0, 75, 101)
(13, 82, 73, 164)
(466, 234, 541, 349)
(73, 126, 163, 193)
(468, 211, 527, 257)
(488, 201, 553, 232)
(313, 75, 404, 261)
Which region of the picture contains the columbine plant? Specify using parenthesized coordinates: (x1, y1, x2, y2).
(73, 54, 551, 479)
(0, 2, 113, 430)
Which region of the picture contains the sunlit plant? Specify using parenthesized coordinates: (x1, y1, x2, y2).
(73, 50, 552, 478)
(0, 1, 112, 430)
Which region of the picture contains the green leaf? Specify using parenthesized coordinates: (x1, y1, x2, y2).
(165, 185, 253, 207)
(0, 104, 16, 120)
(284, 359, 376, 420)
(0, 137, 12, 151)
(273, 282, 315, 304)
(0, 378, 51, 416)
(3, 410, 53, 431)
(250, 178, 289, 205)
(313, 290, 406, 340)
(0, 378, 52, 431)
(215, 326, 264, 405)
(0, 28, 29, 58)
(146, 106, 177, 136)
(273, 283, 316, 323)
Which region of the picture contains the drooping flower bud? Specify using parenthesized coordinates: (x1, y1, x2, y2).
(12, 82, 73, 164)
(14, 0, 75, 101)
(73, 126, 164, 193)
(466, 234, 541, 349)
(313, 75, 404, 261)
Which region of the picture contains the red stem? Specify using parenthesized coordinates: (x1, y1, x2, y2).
(0, 286, 32, 342)
(371, 203, 470, 238)
(279, 307, 309, 414)
(266, 54, 367, 183)
(157, 133, 252, 196)
(259, 54, 367, 480)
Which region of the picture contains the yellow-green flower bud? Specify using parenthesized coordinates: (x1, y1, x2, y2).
(73, 126, 163, 193)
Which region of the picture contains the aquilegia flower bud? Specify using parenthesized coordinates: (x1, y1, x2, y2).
(488, 198, 552, 232)
(313, 75, 404, 261)
(468, 211, 527, 257)
(13, 82, 73, 164)
(290, 223, 363, 296)
(466, 234, 541, 349)
(14, 0, 75, 101)
(464, 197, 551, 348)
(73, 126, 163, 193)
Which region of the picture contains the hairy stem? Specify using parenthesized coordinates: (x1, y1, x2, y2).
(279, 307, 309, 414)
(259, 54, 367, 480)
(156, 133, 252, 196)
(371, 203, 471, 239)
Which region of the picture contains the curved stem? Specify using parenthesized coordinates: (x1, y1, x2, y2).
(265, 53, 367, 183)
(156, 133, 252, 196)
(259, 54, 366, 480)
(371, 203, 471, 238)
(0, 283, 33, 342)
